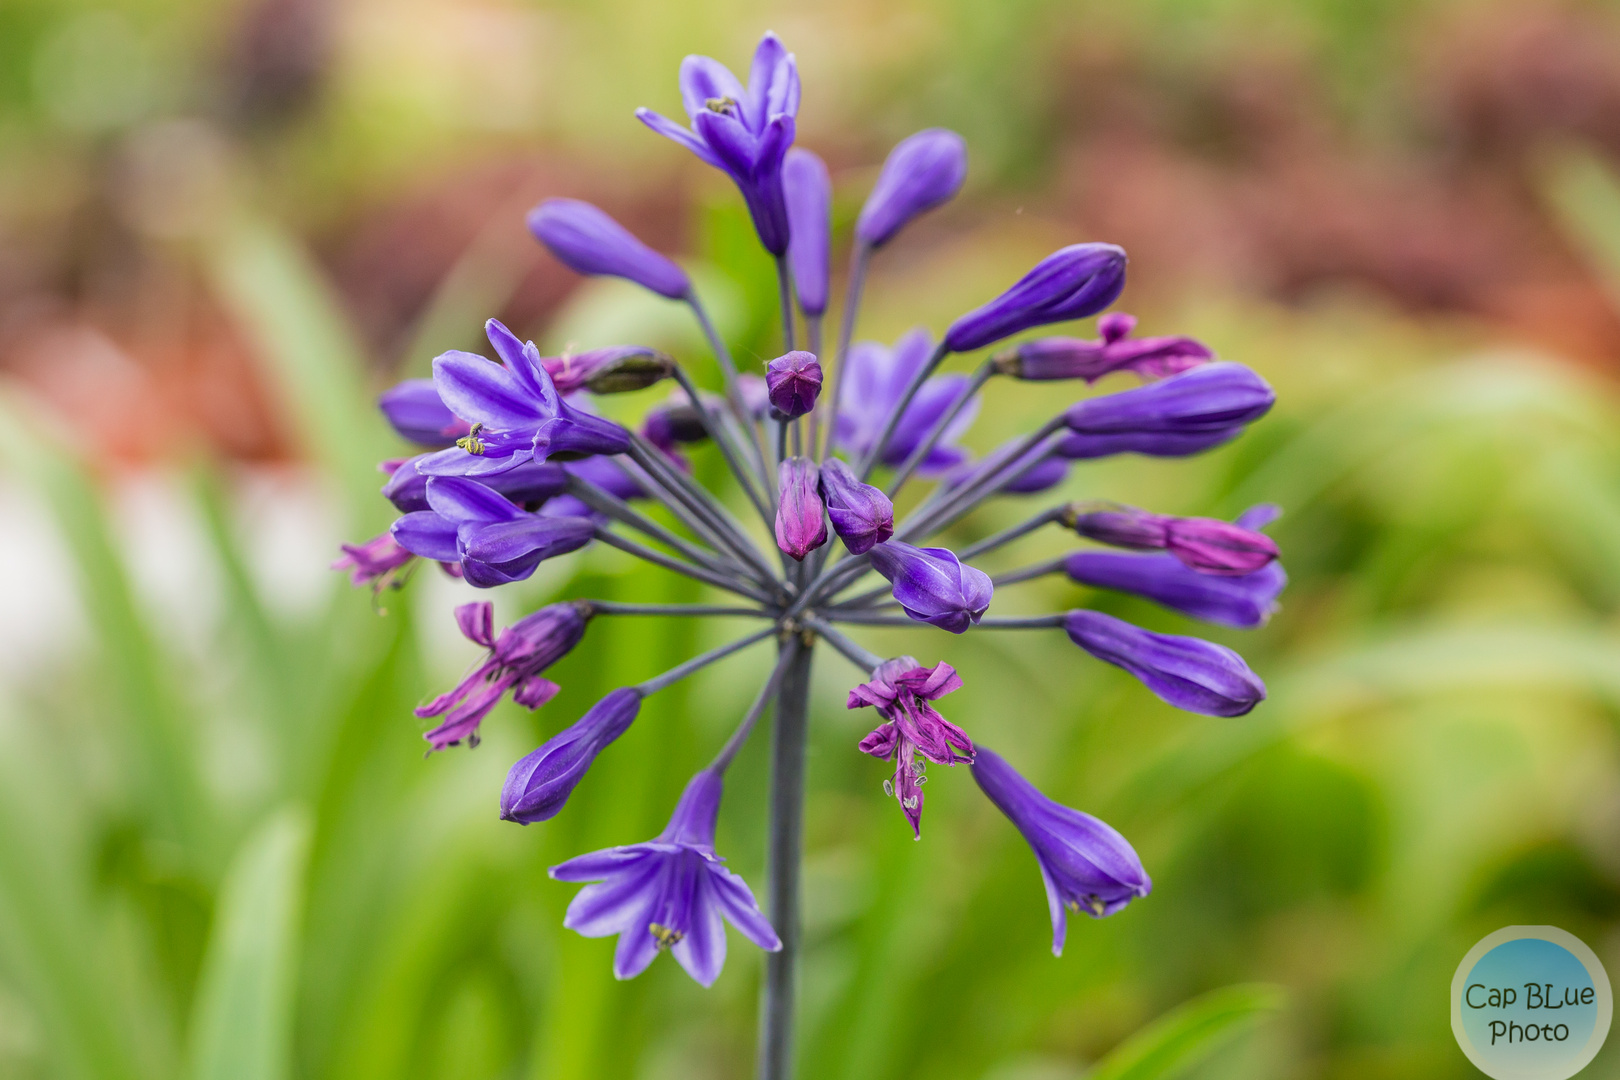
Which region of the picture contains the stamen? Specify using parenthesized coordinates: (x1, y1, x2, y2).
(704, 96, 738, 115)
(456, 422, 486, 455)
(649, 922, 685, 949)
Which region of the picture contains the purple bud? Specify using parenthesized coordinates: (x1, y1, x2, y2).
(1058, 362, 1274, 459)
(528, 199, 691, 300)
(855, 128, 967, 248)
(378, 379, 473, 447)
(1065, 505, 1279, 576)
(971, 746, 1150, 955)
(1065, 552, 1286, 629)
(764, 350, 822, 418)
(867, 541, 993, 634)
(945, 243, 1127, 353)
(1098, 312, 1136, 342)
(500, 687, 643, 824)
(818, 457, 894, 554)
(542, 345, 674, 395)
(783, 148, 831, 315)
(1062, 609, 1265, 716)
(775, 457, 827, 560)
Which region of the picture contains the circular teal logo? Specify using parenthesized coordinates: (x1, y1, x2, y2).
(1452, 927, 1612, 1079)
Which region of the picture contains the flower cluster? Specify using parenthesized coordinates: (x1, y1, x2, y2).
(336, 30, 1283, 1067)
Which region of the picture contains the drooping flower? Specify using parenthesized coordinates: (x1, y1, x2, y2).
(332, 532, 415, 589)
(378, 379, 472, 447)
(542, 345, 675, 396)
(550, 768, 781, 985)
(945, 244, 1128, 353)
(415, 319, 631, 478)
(774, 457, 827, 560)
(636, 33, 800, 254)
(1063, 504, 1279, 576)
(835, 328, 979, 473)
(381, 454, 569, 513)
(1062, 609, 1265, 716)
(1057, 362, 1275, 460)
(868, 541, 992, 633)
(416, 601, 592, 750)
(971, 747, 1151, 955)
(1065, 552, 1287, 629)
(502, 687, 643, 824)
(765, 350, 822, 418)
(782, 148, 830, 316)
(855, 128, 968, 249)
(993, 313, 1213, 384)
(818, 457, 893, 554)
(528, 199, 691, 299)
(850, 657, 972, 836)
(391, 476, 594, 588)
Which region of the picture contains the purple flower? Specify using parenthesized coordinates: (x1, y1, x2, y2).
(416, 600, 591, 750)
(637, 33, 800, 254)
(1003, 452, 1069, 494)
(818, 457, 894, 554)
(528, 199, 690, 299)
(1063, 609, 1265, 716)
(855, 128, 967, 249)
(868, 541, 992, 634)
(1057, 362, 1275, 460)
(945, 244, 1128, 353)
(850, 657, 972, 836)
(783, 148, 830, 315)
(765, 350, 822, 418)
(946, 437, 1069, 497)
(835, 328, 979, 473)
(775, 457, 827, 560)
(995, 315, 1214, 383)
(971, 747, 1150, 954)
(542, 345, 675, 396)
(332, 532, 414, 589)
(1065, 553, 1286, 629)
(415, 319, 631, 478)
(382, 454, 569, 513)
(501, 687, 643, 824)
(391, 476, 594, 588)
(378, 379, 472, 447)
(1065, 504, 1279, 576)
(549, 768, 781, 984)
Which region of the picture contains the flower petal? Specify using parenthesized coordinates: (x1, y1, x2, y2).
(635, 108, 722, 169)
(670, 875, 727, 986)
(678, 55, 746, 122)
(432, 350, 544, 430)
(425, 476, 525, 524)
(707, 864, 782, 951)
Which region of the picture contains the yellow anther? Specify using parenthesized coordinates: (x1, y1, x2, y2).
(649, 922, 685, 949)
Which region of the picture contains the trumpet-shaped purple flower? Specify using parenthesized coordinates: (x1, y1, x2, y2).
(542, 345, 675, 396)
(765, 351, 822, 418)
(391, 476, 594, 588)
(783, 148, 830, 315)
(528, 199, 690, 299)
(381, 455, 569, 514)
(851, 657, 972, 836)
(1065, 552, 1287, 629)
(415, 319, 631, 478)
(971, 747, 1150, 954)
(502, 687, 643, 824)
(945, 244, 1128, 353)
(1057, 362, 1275, 460)
(1063, 609, 1265, 716)
(995, 313, 1214, 383)
(868, 541, 992, 634)
(416, 600, 592, 750)
(332, 532, 414, 589)
(818, 457, 893, 554)
(775, 457, 827, 560)
(637, 33, 800, 254)
(550, 768, 781, 985)
(836, 328, 979, 473)
(855, 128, 967, 249)
(378, 379, 472, 447)
(1064, 504, 1278, 576)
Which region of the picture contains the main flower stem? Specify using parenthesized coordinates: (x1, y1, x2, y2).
(759, 634, 812, 1080)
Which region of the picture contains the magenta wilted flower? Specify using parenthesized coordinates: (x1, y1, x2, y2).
(994, 313, 1214, 384)
(818, 457, 893, 554)
(945, 243, 1127, 352)
(378, 379, 471, 447)
(868, 541, 992, 633)
(775, 457, 827, 559)
(856, 128, 968, 249)
(851, 657, 972, 836)
(1064, 503, 1279, 576)
(782, 148, 830, 316)
(551, 768, 781, 985)
(528, 199, 690, 299)
(542, 345, 675, 396)
(1063, 609, 1266, 716)
(1058, 361, 1274, 459)
(417, 600, 591, 750)
(765, 350, 822, 418)
(332, 532, 414, 589)
(502, 687, 644, 824)
(972, 747, 1151, 954)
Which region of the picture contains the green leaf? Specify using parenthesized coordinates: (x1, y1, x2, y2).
(1086, 984, 1285, 1080)
(188, 807, 313, 1080)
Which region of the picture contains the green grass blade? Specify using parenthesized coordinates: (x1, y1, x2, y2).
(1087, 984, 1285, 1080)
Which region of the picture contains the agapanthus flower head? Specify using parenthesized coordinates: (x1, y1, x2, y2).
(378, 379, 472, 447)
(417, 600, 592, 750)
(782, 148, 830, 315)
(543, 345, 675, 396)
(1057, 361, 1274, 460)
(550, 768, 781, 985)
(637, 32, 800, 254)
(332, 531, 414, 590)
(391, 476, 594, 588)
(945, 243, 1128, 353)
(502, 687, 643, 824)
(994, 315, 1214, 384)
(868, 541, 992, 634)
(855, 128, 967, 249)
(528, 199, 690, 299)
(1065, 552, 1287, 629)
(971, 747, 1151, 955)
(382, 454, 569, 514)
(851, 657, 972, 836)
(1063, 503, 1279, 576)
(775, 457, 827, 560)
(416, 319, 631, 478)
(1063, 609, 1265, 716)
(818, 457, 893, 554)
(765, 350, 822, 418)
(836, 328, 979, 473)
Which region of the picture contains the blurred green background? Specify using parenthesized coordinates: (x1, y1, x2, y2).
(4, 0, 1620, 1078)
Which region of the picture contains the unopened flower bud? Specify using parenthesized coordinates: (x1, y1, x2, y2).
(856, 128, 967, 249)
(868, 541, 992, 634)
(818, 457, 893, 554)
(529, 199, 690, 300)
(501, 688, 643, 824)
(783, 148, 831, 315)
(1063, 610, 1265, 716)
(1059, 362, 1273, 459)
(775, 457, 827, 560)
(545, 346, 675, 395)
(946, 244, 1127, 353)
(765, 350, 822, 418)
